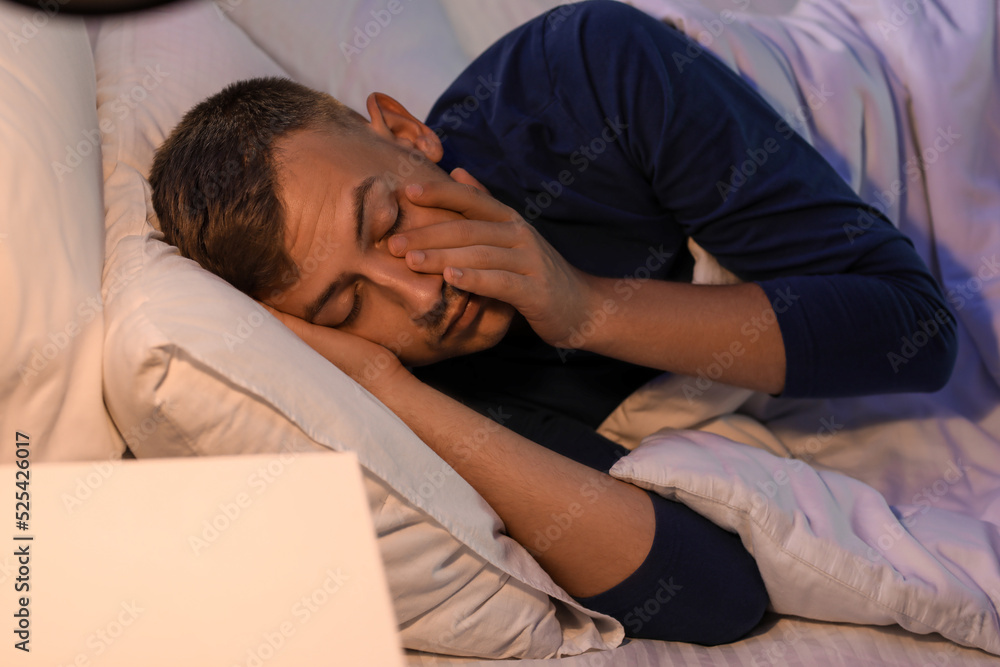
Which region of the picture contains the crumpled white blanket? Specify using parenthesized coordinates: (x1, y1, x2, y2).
(611, 429, 1000, 654)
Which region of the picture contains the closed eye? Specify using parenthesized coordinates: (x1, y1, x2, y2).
(341, 283, 363, 327)
(382, 206, 405, 242)
(339, 207, 406, 328)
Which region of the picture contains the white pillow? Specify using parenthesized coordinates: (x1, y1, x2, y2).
(221, 0, 470, 122)
(436, 0, 568, 61)
(94, 0, 615, 657)
(0, 6, 123, 462)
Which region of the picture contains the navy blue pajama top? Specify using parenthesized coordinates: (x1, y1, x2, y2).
(415, 0, 957, 467)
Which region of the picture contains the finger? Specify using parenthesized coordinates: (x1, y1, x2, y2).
(449, 167, 492, 195)
(403, 244, 531, 275)
(406, 176, 514, 223)
(388, 217, 527, 256)
(441, 266, 530, 305)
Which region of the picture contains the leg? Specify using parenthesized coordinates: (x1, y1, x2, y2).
(575, 491, 767, 644)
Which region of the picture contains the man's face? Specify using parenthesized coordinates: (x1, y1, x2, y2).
(269, 121, 515, 366)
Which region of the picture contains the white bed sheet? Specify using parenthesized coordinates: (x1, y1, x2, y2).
(407, 616, 998, 666)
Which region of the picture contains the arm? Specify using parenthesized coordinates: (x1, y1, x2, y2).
(263, 305, 652, 598)
(395, 175, 787, 393)
(420, 1, 956, 398)
(563, 3, 958, 397)
(577, 277, 785, 393)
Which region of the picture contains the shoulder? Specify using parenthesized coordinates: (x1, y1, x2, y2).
(538, 1, 690, 64)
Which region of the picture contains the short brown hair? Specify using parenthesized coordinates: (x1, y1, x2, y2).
(149, 77, 365, 298)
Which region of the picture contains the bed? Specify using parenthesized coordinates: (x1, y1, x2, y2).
(2, 0, 999, 663)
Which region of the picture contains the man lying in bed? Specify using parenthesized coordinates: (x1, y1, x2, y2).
(148, 0, 957, 646)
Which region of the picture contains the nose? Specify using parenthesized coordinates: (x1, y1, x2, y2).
(363, 253, 446, 324)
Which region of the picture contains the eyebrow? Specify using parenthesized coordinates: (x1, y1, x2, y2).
(302, 175, 377, 323)
(352, 175, 377, 249)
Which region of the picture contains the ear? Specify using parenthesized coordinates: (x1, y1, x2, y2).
(365, 92, 444, 163)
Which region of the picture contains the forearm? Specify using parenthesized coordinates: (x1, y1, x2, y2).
(265, 303, 657, 597)
(577, 276, 787, 394)
(372, 371, 654, 598)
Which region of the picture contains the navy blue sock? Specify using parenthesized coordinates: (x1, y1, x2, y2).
(573, 490, 768, 644)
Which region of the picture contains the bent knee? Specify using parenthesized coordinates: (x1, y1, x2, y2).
(693, 573, 769, 645)
(635, 563, 768, 644)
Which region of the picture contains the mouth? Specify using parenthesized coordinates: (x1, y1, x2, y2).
(442, 292, 471, 339)
(441, 292, 474, 339)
